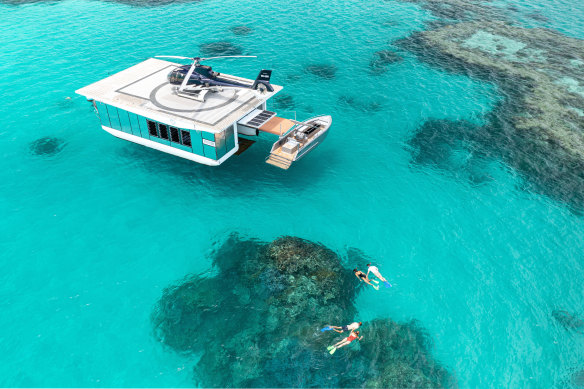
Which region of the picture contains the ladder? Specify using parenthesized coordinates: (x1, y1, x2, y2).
(266, 153, 293, 170)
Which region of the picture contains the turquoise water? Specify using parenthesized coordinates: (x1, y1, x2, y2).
(1, 0, 584, 387)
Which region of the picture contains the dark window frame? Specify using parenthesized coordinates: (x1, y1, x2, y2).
(147, 120, 158, 137)
(180, 130, 192, 147)
(158, 124, 169, 140)
(170, 127, 180, 143)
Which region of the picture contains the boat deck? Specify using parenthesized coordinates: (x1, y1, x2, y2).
(76, 58, 282, 133)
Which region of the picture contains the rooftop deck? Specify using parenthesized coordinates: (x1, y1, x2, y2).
(76, 58, 282, 133)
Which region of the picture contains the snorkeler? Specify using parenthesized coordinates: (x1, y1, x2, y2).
(330, 321, 362, 333)
(354, 268, 379, 290)
(366, 263, 392, 288)
(327, 330, 363, 354)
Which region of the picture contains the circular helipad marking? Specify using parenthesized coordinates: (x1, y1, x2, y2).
(149, 83, 239, 113)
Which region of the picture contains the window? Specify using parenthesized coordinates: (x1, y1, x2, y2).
(147, 120, 158, 137)
(159, 124, 169, 140)
(170, 127, 180, 143)
(180, 130, 192, 147)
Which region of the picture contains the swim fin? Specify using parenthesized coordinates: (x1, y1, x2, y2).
(384, 281, 392, 288)
(327, 345, 334, 350)
(321, 326, 332, 332)
(372, 279, 379, 284)
(329, 347, 337, 355)
(373, 285, 379, 290)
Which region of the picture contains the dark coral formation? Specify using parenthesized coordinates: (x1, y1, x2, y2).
(29, 136, 65, 156)
(199, 41, 243, 57)
(407, 119, 494, 186)
(152, 235, 453, 387)
(552, 310, 584, 334)
(230, 25, 253, 36)
(304, 64, 337, 80)
(272, 93, 295, 110)
(395, 0, 584, 211)
(369, 49, 403, 75)
(338, 95, 383, 113)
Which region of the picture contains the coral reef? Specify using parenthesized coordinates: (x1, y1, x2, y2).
(369, 49, 403, 75)
(272, 93, 295, 110)
(303, 64, 337, 80)
(573, 369, 584, 387)
(230, 25, 253, 36)
(29, 137, 65, 156)
(338, 95, 383, 113)
(552, 310, 584, 334)
(199, 41, 243, 57)
(152, 235, 453, 387)
(395, 0, 584, 210)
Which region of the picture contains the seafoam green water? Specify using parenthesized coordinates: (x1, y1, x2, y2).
(1, 0, 584, 387)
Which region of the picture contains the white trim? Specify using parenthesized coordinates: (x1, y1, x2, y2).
(102, 125, 226, 166)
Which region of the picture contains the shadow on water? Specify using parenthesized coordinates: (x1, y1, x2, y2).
(151, 234, 455, 387)
(115, 140, 333, 196)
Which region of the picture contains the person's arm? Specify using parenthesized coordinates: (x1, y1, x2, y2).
(359, 336, 363, 341)
(366, 268, 371, 276)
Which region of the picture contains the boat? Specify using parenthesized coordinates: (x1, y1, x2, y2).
(265, 115, 332, 169)
(75, 56, 331, 170)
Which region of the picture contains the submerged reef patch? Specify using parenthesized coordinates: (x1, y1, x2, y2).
(338, 95, 384, 113)
(407, 119, 494, 186)
(369, 49, 403, 75)
(395, 0, 584, 210)
(230, 25, 253, 36)
(152, 235, 453, 387)
(272, 93, 295, 110)
(199, 41, 243, 57)
(303, 64, 337, 80)
(29, 137, 66, 156)
(552, 310, 584, 334)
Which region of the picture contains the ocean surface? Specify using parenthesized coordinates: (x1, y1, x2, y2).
(1, 0, 584, 387)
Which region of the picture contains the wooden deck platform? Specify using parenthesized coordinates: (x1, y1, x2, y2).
(259, 117, 295, 135)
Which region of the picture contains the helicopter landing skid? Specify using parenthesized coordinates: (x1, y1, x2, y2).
(174, 87, 210, 102)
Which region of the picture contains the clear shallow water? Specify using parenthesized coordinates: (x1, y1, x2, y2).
(1, 0, 584, 387)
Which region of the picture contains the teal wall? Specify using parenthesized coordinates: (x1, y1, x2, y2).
(95, 102, 237, 162)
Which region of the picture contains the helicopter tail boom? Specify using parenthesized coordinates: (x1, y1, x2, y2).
(252, 70, 274, 92)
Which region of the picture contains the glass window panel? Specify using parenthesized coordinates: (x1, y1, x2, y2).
(107, 105, 122, 131)
(170, 127, 180, 143)
(147, 120, 158, 137)
(159, 124, 169, 140)
(180, 130, 191, 147)
(118, 109, 132, 133)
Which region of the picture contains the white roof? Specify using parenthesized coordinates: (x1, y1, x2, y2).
(75, 58, 282, 133)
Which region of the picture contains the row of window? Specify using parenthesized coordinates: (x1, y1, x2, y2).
(146, 120, 192, 147)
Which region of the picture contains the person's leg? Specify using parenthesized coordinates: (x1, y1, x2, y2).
(336, 341, 349, 349)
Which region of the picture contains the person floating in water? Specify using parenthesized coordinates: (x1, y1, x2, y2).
(354, 268, 379, 290)
(366, 263, 392, 288)
(327, 330, 363, 354)
(330, 321, 362, 333)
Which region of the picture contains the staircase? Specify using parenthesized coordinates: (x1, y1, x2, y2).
(266, 153, 293, 169)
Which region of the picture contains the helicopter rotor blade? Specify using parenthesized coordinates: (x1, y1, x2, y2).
(155, 55, 194, 60)
(200, 55, 257, 61)
(179, 60, 198, 92)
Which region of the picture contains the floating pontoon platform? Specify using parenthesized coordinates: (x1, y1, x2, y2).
(76, 58, 329, 169)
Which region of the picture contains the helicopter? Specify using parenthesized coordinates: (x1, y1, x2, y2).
(155, 55, 274, 100)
